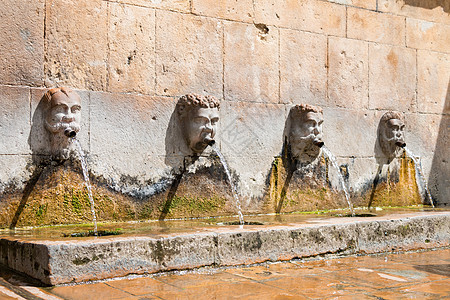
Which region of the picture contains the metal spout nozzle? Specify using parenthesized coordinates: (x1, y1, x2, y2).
(395, 141, 406, 148)
(313, 140, 324, 148)
(64, 128, 77, 138)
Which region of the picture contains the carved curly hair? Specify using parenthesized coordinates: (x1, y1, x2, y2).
(176, 93, 220, 118)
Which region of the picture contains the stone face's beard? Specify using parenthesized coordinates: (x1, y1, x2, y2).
(290, 133, 322, 162)
(45, 120, 81, 135)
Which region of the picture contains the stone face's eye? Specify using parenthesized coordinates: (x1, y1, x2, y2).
(211, 118, 219, 125)
(71, 105, 81, 113)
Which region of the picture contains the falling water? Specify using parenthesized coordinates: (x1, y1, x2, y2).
(73, 139, 98, 235)
(404, 147, 435, 208)
(211, 144, 245, 226)
(322, 146, 354, 216)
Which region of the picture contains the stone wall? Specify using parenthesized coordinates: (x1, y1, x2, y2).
(0, 0, 448, 226)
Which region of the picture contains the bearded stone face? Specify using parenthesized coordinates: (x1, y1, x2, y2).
(379, 116, 406, 157)
(289, 111, 324, 162)
(182, 107, 219, 154)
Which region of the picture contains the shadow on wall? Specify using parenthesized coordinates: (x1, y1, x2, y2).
(429, 80, 450, 206)
(403, 0, 450, 13)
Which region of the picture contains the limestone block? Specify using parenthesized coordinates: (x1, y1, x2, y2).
(30, 88, 90, 156)
(224, 22, 279, 103)
(417, 50, 450, 114)
(45, 0, 108, 91)
(368, 44, 416, 111)
(108, 0, 190, 12)
(0, 0, 44, 86)
(0, 86, 31, 154)
(0, 155, 32, 193)
(280, 29, 327, 105)
(406, 19, 450, 53)
(378, 0, 450, 25)
(156, 11, 223, 98)
(342, 157, 380, 197)
(348, 7, 405, 46)
(192, 0, 254, 22)
(328, 37, 369, 109)
(108, 4, 155, 95)
(326, 0, 376, 10)
(90, 92, 176, 182)
(254, 0, 346, 37)
(404, 113, 441, 155)
(322, 108, 378, 157)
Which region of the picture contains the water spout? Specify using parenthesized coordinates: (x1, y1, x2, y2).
(64, 128, 77, 138)
(313, 140, 324, 148)
(206, 138, 215, 146)
(395, 141, 406, 148)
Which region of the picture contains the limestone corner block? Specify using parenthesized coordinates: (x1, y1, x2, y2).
(224, 22, 279, 103)
(109, 0, 190, 13)
(45, 0, 108, 91)
(328, 36, 369, 109)
(192, 0, 254, 23)
(255, 0, 345, 37)
(0, 0, 44, 86)
(156, 11, 223, 98)
(378, 0, 450, 25)
(368, 44, 416, 111)
(280, 29, 327, 105)
(417, 50, 450, 114)
(108, 4, 156, 95)
(90, 92, 176, 181)
(0, 86, 31, 155)
(406, 18, 450, 53)
(348, 8, 406, 46)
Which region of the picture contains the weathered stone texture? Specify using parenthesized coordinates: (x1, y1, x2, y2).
(0, 0, 44, 86)
(156, 11, 223, 98)
(323, 108, 377, 157)
(328, 37, 369, 109)
(254, 0, 346, 37)
(406, 18, 450, 53)
(0, 155, 31, 193)
(429, 116, 449, 206)
(108, 4, 156, 95)
(192, 0, 254, 22)
(378, 0, 450, 25)
(224, 22, 279, 103)
(45, 0, 108, 90)
(348, 8, 406, 46)
(417, 50, 450, 114)
(0, 86, 31, 154)
(108, 0, 190, 12)
(90, 92, 176, 182)
(327, 0, 376, 10)
(405, 113, 441, 155)
(280, 29, 327, 105)
(368, 44, 416, 111)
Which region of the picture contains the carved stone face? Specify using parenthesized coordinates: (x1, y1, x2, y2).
(289, 111, 324, 162)
(44, 88, 82, 159)
(379, 115, 406, 157)
(182, 107, 219, 154)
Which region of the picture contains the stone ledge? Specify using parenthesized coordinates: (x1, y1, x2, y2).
(0, 212, 449, 285)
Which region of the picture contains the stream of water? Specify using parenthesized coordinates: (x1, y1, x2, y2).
(73, 139, 98, 235)
(322, 146, 354, 216)
(211, 144, 245, 226)
(404, 147, 435, 208)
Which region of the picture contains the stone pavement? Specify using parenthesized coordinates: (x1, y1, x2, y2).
(0, 248, 448, 300)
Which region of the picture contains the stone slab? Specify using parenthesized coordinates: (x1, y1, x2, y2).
(45, 0, 108, 90)
(0, 211, 448, 285)
(280, 29, 327, 105)
(0, 0, 44, 86)
(108, 3, 156, 95)
(155, 10, 223, 98)
(406, 18, 450, 53)
(192, 0, 254, 23)
(347, 7, 405, 46)
(224, 22, 279, 103)
(328, 36, 369, 109)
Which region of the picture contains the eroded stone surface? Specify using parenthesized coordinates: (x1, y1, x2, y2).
(108, 0, 190, 12)
(406, 18, 450, 53)
(192, 0, 254, 22)
(378, 0, 450, 25)
(327, 0, 376, 10)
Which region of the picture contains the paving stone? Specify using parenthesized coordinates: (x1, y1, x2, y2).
(224, 22, 279, 104)
(406, 18, 450, 53)
(45, 0, 108, 91)
(0, 86, 31, 154)
(192, 0, 254, 22)
(417, 50, 450, 114)
(378, 0, 450, 25)
(328, 36, 369, 109)
(280, 29, 327, 105)
(0, 0, 44, 86)
(254, 0, 346, 37)
(368, 44, 416, 111)
(155, 10, 223, 98)
(348, 7, 406, 46)
(108, 3, 156, 95)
